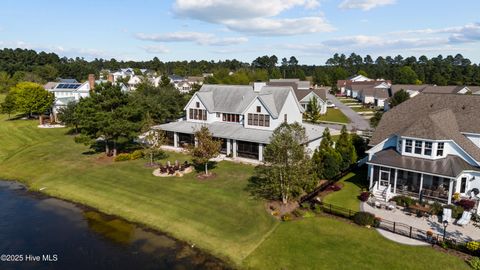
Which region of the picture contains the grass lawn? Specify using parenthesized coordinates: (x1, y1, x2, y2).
(244, 217, 469, 270)
(0, 113, 469, 269)
(0, 114, 277, 266)
(339, 98, 359, 104)
(318, 108, 350, 124)
(323, 168, 368, 211)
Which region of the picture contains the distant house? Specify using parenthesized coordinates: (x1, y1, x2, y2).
(267, 79, 328, 114)
(367, 93, 480, 210)
(337, 74, 373, 95)
(45, 74, 127, 121)
(154, 84, 328, 162)
(127, 75, 143, 90)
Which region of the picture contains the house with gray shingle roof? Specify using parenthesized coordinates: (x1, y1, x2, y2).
(154, 84, 329, 162)
(267, 80, 328, 114)
(366, 93, 480, 210)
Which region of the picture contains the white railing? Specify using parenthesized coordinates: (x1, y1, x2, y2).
(370, 181, 379, 192)
(385, 184, 392, 202)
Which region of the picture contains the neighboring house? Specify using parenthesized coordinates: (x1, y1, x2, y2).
(45, 74, 128, 121)
(267, 80, 328, 114)
(366, 93, 480, 211)
(389, 84, 427, 98)
(421, 85, 479, 95)
(153, 83, 327, 162)
(127, 75, 143, 90)
(356, 82, 391, 107)
(44, 74, 95, 121)
(337, 74, 373, 95)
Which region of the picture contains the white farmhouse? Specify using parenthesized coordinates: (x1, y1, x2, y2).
(367, 94, 480, 211)
(154, 83, 328, 162)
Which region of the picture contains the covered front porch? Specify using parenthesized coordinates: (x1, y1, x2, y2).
(369, 164, 454, 204)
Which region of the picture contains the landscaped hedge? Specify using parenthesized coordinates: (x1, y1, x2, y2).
(114, 150, 144, 162)
(358, 191, 370, 202)
(353, 211, 376, 226)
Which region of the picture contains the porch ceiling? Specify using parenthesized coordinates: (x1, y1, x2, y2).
(368, 148, 480, 178)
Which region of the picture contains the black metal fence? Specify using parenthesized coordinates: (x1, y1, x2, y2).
(317, 201, 469, 249)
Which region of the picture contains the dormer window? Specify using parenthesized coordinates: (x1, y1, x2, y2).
(405, 140, 413, 153)
(424, 142, 432, 156)
(414, 141, 422, 154)
(256, 106, 261, 113)
(437, 142, 444, 156)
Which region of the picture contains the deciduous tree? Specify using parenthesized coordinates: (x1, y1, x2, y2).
(189, 126, 221, 176)
(10, 82, 54, 117)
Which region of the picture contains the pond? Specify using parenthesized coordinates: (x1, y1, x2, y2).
(0, 181, 229, 270)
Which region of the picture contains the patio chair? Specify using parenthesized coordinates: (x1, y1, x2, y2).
(456, 211, 472, 226)
(442, 208, 452, 224)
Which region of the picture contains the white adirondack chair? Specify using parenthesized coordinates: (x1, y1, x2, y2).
(443, 208, 452, 224)
(457, 211, 472, 226)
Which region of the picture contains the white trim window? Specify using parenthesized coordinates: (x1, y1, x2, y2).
(437, 142, 444, 157)
(405, 139, 413, 153)
(414, 141, 423, 154)
(424, 142, 433, 156)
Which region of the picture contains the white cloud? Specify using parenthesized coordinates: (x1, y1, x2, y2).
(142, 45, 170, 54)
(0, 40, 107, 59)
(172, 0, 332, 36)
(135, 32, 248, 46)
(447, 23, 480, 43)
(339, 0, 395, 11)
(323, 35, 445, 50)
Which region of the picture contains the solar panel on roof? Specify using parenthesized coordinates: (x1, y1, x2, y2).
(58, 84, 65, 88)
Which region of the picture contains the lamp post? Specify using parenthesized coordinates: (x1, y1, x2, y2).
(443, 220, 449, 242)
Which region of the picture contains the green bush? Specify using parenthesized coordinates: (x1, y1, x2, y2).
(114, 153, 131, 162)
(303, 211, 315, 218)
(313, 204, 323, 214)
(390, 195, 416, 207)
(430, 202, 443, 216)
(445, 204, 464, 219)
(292, 209, 304, 218)
(130, 150, 144, 160)
(468, 257, 480, 270)
(300, 202, 311, 209)
(353, 212, 376, 226)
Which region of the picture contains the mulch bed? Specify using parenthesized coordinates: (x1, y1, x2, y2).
(196, 173, 217, 180)
(266, 201, 299, 219)
(317, 182, 344, 199)
(94, 155, 114, 164)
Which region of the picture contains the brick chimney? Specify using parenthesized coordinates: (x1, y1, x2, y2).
(107, 74, 114, 83)
(88, 74, 95, 91)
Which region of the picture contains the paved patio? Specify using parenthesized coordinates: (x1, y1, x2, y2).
(361, 202, 480, 244)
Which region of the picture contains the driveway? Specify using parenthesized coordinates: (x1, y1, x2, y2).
(327, 94, 371, 131)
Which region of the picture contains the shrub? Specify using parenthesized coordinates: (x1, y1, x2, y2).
(468, 257, 480, 270)
(430, 202, 443, 216)
(353, 211, 376, 226)
(445, 204, 464, 219)
(453, 192, 460, 202)
(373, 217, 381, 228)
(390, 195, 416, 207)
(281, 213, 292, 221)
(313, 204, 323, 214)
(467, 241, 480, 252)
(130, 150, 144, 160)
(114, 153, 131, 162)
(358, 191, 371, 202)
(292, 209, 304, 218)
(457, 199, 476, 211)
(300, 202, 311, 209)
(303, 211, 315, 218)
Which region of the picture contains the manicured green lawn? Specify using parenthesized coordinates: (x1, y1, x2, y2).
(0, 114, 277, 266)
(0, 114, 468, 269)
(318, 108, 350, 124)
(244, 217, 469, 270)
(323, 168, 368, 211)
(339, 98, 359, 104)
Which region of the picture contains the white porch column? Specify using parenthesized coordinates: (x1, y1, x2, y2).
(448, 179, 454, 205)
(226, 139, 231, 156)
(419, 173, 424, 195)
(194, 136, 198, 147)
(232, 140, 237, 158)
(369, 165, 374, 190)
(173, 132, 178, 148)
(393, 169, 398, 194)
(258, 143, 264, 162)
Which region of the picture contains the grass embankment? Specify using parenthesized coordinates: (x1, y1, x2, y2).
(0, 114, 277, 266)
(323, 168, 368, 211)
(0, 114, 469, 269)
(244, 217, 469, 270)
(318, 108, 350, 124)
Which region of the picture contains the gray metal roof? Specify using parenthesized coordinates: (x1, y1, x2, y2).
(194, 84, 300, 118)
(368, 148, 480, 178)
(153, 121, 325, 144)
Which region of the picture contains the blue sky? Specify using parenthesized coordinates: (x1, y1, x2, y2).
(1, 0, 479, 65)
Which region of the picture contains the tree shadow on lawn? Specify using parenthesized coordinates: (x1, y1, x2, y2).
(343, 166, 369, 190)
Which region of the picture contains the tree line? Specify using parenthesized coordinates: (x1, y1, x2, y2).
(1, 49, 480, 93)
